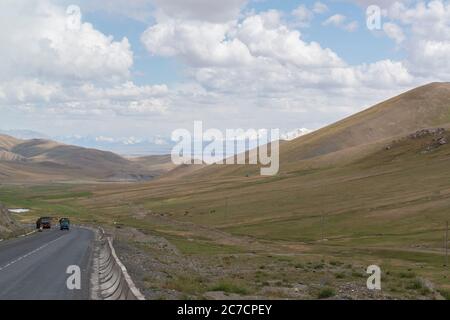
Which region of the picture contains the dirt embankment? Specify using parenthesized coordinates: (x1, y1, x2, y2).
(0, 203, 24, 239)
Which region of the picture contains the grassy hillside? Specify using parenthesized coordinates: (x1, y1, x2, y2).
(282, 82, 450, 161)
(185, 82, 450, 178)
(129, 154, 177, 176)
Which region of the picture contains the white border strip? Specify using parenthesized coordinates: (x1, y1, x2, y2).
(18, 230, 37, 238)
(107, 238, 145, 300)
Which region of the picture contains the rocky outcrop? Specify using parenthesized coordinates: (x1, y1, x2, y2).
(385, 128, 449, 154)
(408, 128, 446, 139)
(406, 128, 449, 153)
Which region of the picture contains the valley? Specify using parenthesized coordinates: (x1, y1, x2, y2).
(1, 83, 450, 299)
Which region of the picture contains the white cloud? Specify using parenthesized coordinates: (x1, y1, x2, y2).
(383, 22, 405, 44)
(142, 10, 344, 70)
(291, 2, 329, 28)
(292, 5, 314, 27)
(351, 0, 407, 8)
(383, 0, 450, 79)
(141, 8, 416, 132)
(0, 0, 171, 117)
(152, 0, 247, 22)
(142, 20, 253, 67)
(344, 20, 359, 32)
(323, 14, 347, 27)
(281, 128, 312, 141)
(313, 2, 329, 14)
(323, 14, 359, 32)
(0, 0, 133, 84)
(3, 0, 446, 141)
(67, 0, 155, 23)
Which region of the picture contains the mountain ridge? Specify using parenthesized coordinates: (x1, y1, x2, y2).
(0, 135, 174, 182)
(174, 82, 450, 179)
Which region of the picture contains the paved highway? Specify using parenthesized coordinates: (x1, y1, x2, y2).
(0, 227, 94, 300)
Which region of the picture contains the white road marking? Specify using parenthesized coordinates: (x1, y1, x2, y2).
(18, 230, 37, 238)
(0, 235, 66, 271)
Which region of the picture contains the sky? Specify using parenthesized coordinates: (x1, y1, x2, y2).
(0, 0, 449, 153)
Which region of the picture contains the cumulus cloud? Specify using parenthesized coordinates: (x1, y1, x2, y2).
(141, 7, 416, 130)
(291, 2, 329, 28)
(0, 0, 132, 83)
(142, 10, 344, 70)
(383, 0, 450, 79)
(142, 20, 253, 67)
(0, 0, 170, 117)
(3, 0, 447, 141)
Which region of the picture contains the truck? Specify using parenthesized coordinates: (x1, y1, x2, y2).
(59, 218, 70, 230)
(36, 217, 52, 230)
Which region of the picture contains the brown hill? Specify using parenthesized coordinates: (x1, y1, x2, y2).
(282, 82, 450, 162)
(177, 82, 450, 178)
(0, 136, 157, 183)
(129, 154, 177, 176)
(0, 134, 22, 150)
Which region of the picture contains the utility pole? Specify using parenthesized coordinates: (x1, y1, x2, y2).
(446, 221, 448, 267)
(224, 197, 228, 223)
(321, 212, 325, 242)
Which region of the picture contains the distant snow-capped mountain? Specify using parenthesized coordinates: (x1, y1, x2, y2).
(0, 129, 50, 140)
(1, 127, 313, 157)
(281, 128, 312, 141)
(55, 135, 174, 156)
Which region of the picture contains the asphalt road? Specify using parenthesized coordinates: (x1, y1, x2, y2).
(0, 227, 94, 300)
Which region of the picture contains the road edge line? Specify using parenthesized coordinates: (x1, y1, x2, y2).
(18, 230, 37, 238)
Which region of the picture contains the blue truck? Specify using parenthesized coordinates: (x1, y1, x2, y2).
(59, 218, 70, 230)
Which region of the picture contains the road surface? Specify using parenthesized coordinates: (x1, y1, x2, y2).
(0, 227, 94, 300)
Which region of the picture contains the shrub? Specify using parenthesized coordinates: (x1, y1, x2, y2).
(317, 287, 335, 299)
(438, 289, 450, 300)
(405, 279, 423, 290)
(398, 271, 416, 279)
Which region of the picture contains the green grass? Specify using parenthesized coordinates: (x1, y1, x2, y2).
(399, 271, 416, 279)
(208, 280, 250, 295)
(168, 237, 243, 255)
(164, 276, 206, 295)
(0, 184, 95, 223)
(29, 191, 92, 200)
